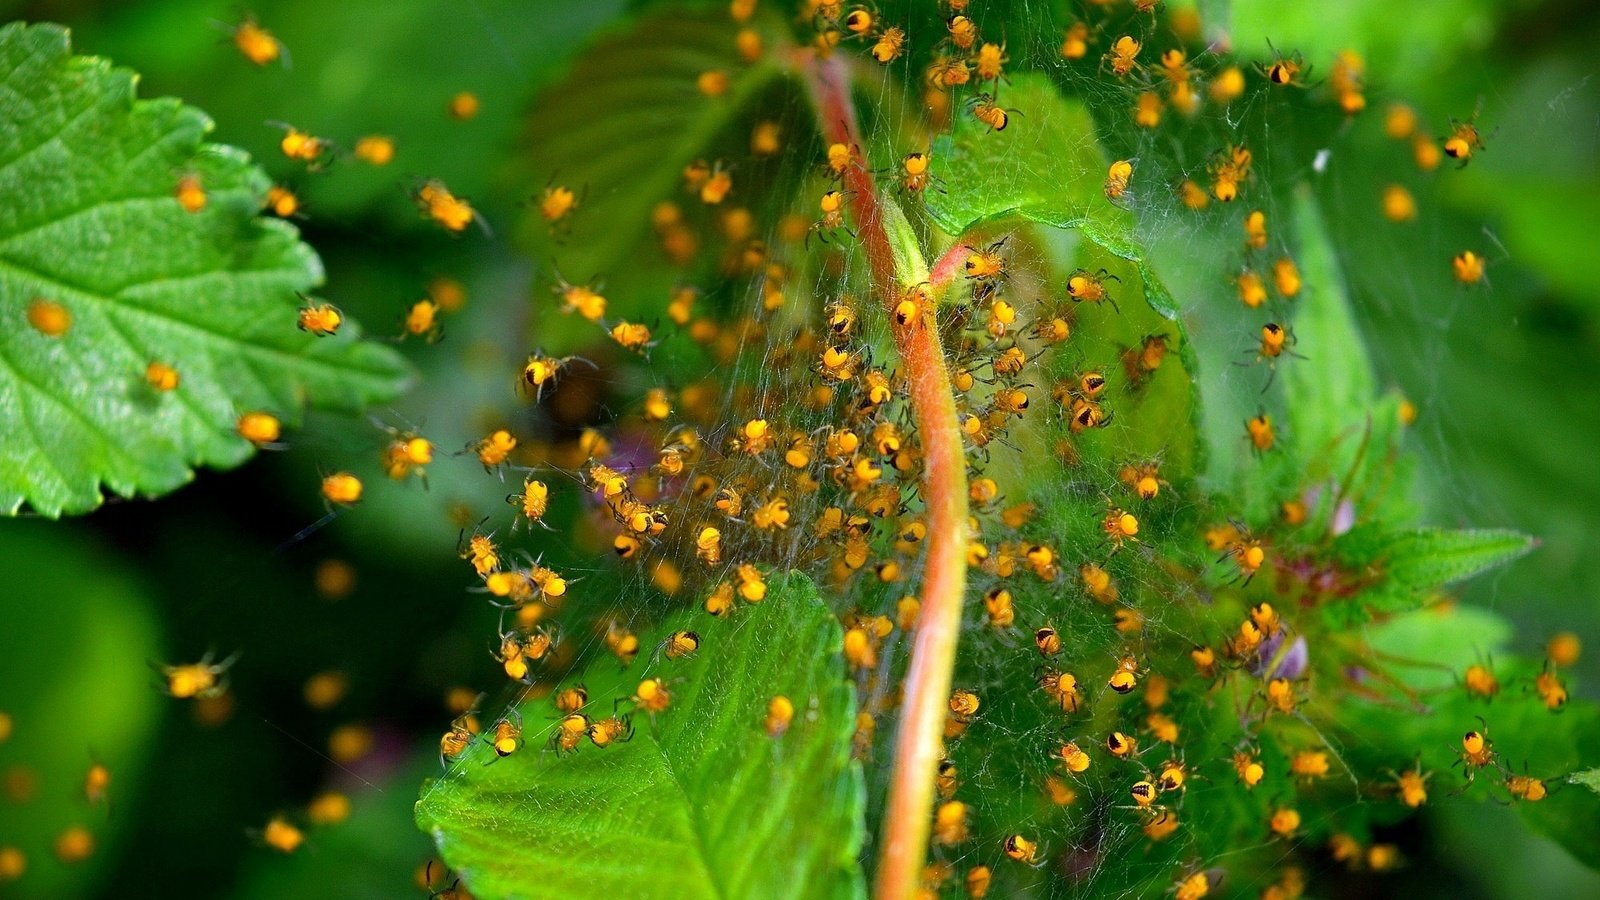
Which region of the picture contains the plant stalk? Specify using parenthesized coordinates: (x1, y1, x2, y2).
(799, 50, 970, 900)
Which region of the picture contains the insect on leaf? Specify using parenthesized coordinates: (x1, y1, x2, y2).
(415, 572, 865, 900)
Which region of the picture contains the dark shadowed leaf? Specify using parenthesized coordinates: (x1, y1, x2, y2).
(511, 7, 787, 283)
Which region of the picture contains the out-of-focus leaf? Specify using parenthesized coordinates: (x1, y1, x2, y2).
(1227, 0, 1497, 91)
(1275, 185, 1423, 530)
(231, 756, 438, 900)
(1331, 526, 1534, 620)
(0, 23, 411, 516)
(0, 520, 163, 898)
(1363, 603, 1513, 691)
(1453, 177, 1600, 305)
(1282, 186, 1375, 466)
(1341, 581, 1596, 873)
(512, 7, 786, 281)
(1443, 51, 1600, 309)
(62, 0, 629, 221)
(415, 572, 864, 900)
(1352, 687, 1600, 873)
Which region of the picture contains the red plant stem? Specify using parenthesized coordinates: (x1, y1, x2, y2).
(928, 242, 974, 290)
(801, 51, 970, 900)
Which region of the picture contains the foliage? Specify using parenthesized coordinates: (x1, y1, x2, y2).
(0, 2, 1597, 900)
(416, 574, 864, 900)
(0, 23, 410, 516)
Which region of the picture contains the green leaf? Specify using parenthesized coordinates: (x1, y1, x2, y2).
(1512, 701, 1600, 872)
(1228, 0, 1497, 93)
(881, 191, 929, 287)
(1263, 185, 1424, 530)
(903, 74, 1221, 894)
(1571, 770, 1600, 796)
(512, 7, 786, 283)
(1332, 526, 1535, 619)
(415, 572, 864, 900)
(0, 23, 412, 517)
(0, 520, 164, 898)
(1280, 185, 1378, 471)
(1363, 603, 1513, 691)
(926, 74, 1115, 237)
(1370, 526, 1534, 590)
(918, 74, 1204, 480)
(1349, 685, 1600, 873)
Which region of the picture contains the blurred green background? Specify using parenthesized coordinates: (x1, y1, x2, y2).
(0, 0, 1597, 897)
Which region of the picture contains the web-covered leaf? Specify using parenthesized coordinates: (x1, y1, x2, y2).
(0, 23, 411, 517)
(415, 573, 864, 900)
(1348, 611, 1600, 871)
(926, 74, 1118, 238)
(895, 71, 1230, 897)
(923, 73, 1203, 481)
(1276, 186, 1418, 517)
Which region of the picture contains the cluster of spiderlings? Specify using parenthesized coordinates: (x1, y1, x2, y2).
(929, 7, 1581, 900)
(108, 1, 1571, 896)
(396, 1, 1580, 896)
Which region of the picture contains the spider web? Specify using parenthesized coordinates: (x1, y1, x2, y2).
(400, 1, 1558, 897)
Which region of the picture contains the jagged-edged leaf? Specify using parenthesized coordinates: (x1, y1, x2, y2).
(1381, 527, 1535, 588)
(415, 572, 864, 900)
(0, 23, 412, 517)
(1571, 770, 1600, 796)
(0, 521, 163, 898)
(1331, 525, 1534, 620)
